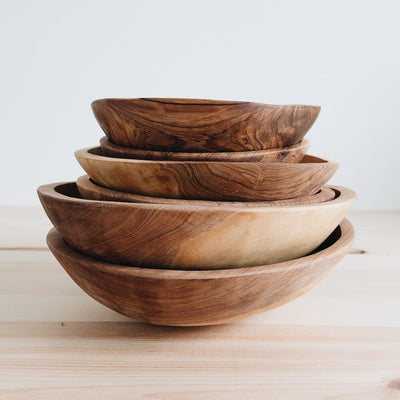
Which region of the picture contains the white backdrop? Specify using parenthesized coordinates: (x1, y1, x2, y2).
(1, 0, 399, 209)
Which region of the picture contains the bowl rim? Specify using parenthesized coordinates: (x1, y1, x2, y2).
(75, 146, 338, 168)
(91, 98, 322, 109)
(38, 181, 357, 213)
(46, 218, 354, 279)
(76, 174, 336, 208)
(99, 136, 311, 158)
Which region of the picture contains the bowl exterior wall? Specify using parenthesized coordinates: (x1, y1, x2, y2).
(75, 148, 338, 202)
(38, 183, 356, 270)
(46, 220, 354, 326)
(99, 137, 310, 163)
(92, 99, 320, 152)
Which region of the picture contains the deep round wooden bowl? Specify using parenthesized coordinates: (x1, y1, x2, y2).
(38, 182, 356, 270)
(76, 175, 336, 207)
(47, 219, 354, 326)
(99, 136, 310, 163)
(91, 98, 321, 152)
(75, 147, 339, 201)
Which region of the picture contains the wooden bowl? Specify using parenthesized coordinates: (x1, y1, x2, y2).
(38, 182, 356, 270)
(99, 136, 310, 163)
(47, 219, 355, 326)
(76, 175, 336, 207)
(75, 147, 339, 201)
(91, 98, 321, 152)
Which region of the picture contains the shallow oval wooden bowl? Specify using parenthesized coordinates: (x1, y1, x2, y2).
(99, 136, 310, 163)
(76, 175, 336, 206)
(75, 147, 339, 201)
(47, 219, 354, 326)
(38, 182, 356, 270)
(91, 98, 321, 152)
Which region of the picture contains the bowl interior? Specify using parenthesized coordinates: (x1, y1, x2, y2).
(54, 182, 82, 198)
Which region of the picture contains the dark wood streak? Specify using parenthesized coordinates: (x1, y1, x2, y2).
(46, 220, 355, 326)
(91, 98, 321, 152)
(141, 98, 248, 106)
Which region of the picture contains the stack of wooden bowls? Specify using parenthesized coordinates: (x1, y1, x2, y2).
(38, 98, 357, 326)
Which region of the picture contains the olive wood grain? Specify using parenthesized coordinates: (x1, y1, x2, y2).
(75, 147, 339, 201)
(76, 175, 336, 206)
(91, 98, 321, 152)
(38, 183, 356, 270)
(99, 136, 310, 163)
(46, 219, 355, 326)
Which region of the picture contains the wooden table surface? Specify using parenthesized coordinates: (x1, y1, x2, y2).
(1, 208, 399, 399)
